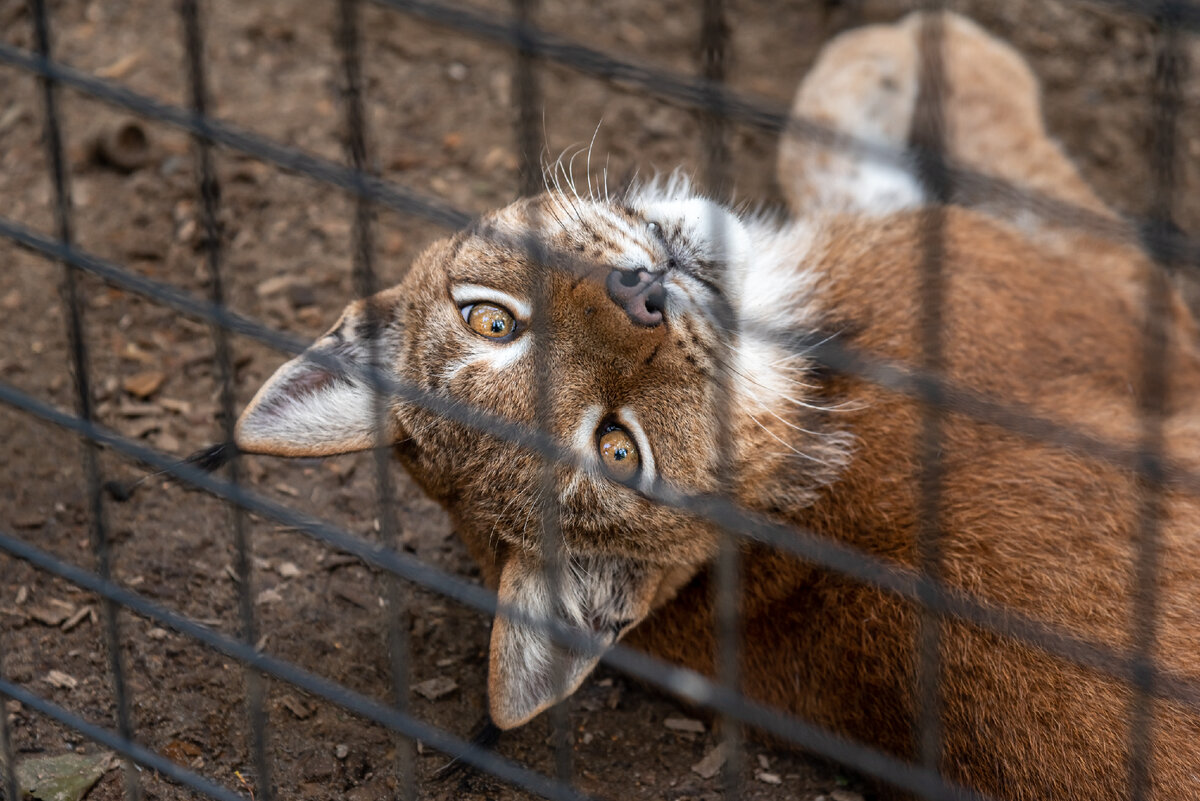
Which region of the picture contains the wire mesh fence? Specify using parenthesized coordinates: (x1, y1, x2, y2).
(0, 1, 1198, 800)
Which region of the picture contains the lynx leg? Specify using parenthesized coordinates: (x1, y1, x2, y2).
(779, 12, 1113, 222)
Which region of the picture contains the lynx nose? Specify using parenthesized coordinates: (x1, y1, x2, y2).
(606, 268, 667, 327)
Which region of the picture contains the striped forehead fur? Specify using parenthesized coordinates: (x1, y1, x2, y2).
(471, 167, 845, 470)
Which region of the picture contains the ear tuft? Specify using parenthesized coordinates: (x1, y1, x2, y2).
(236, 303, 399, 457)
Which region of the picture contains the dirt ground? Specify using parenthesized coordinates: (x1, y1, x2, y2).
(1, 1, 1199, 800)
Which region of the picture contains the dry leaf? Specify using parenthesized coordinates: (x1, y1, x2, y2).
(256, 588, 283, 605)
(413, 677, 458, 701)
(123, 370, 166, 398)
(95, 51, 142, 79)
(61, 606, 93, 632)
(29, 599, 76, 627)
(280, 695, 312, 720)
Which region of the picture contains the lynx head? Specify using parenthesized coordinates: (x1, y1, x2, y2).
(235, 175, 850, 728)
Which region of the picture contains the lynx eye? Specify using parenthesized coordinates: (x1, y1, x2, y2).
(596, 423, 640, 482)
(461, 303, 516, 340)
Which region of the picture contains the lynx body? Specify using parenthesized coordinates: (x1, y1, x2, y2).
(236, 13, 1200, 800)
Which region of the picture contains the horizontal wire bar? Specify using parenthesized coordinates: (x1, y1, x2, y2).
(1082, 0, 1200, 28)
(2, 36, 1199, 270)
(3, 363, 1200, 738)
(0, 522, 992, 801)
(0, 530, 592, 801)
(0, 679, 246, 801)
(0, 42, 470, 231)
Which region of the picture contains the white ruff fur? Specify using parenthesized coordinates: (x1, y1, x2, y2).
(627, 173, 831, 422)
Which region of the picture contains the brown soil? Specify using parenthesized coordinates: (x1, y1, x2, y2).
(2, 1, 1198, 800)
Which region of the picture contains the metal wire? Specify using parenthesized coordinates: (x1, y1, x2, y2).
(1128, 4, 1187, 798)
(178, 4, 275, 800)
(912, 7, 949, 775)
(334, 1, 418, 797)
(696, 1, 742, 797)
(0, 640, 18, 801)
(508, 0, 577, 785)
(2, 2, 1197, 800)
(26, 2, 142, 801)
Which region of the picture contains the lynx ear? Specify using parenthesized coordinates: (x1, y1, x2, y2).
(235, 301, 400, 457)
(488, 552, 664, 730)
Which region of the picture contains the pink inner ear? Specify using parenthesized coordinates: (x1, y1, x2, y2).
(256, 364, 344, 418)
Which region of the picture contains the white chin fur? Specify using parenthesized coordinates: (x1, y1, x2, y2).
(627, 174, 826, 417)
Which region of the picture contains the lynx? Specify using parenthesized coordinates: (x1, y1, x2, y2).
(235, 12, 1200, 800)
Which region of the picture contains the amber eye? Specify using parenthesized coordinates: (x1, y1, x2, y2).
(462, 303, 516, 340)
(597, 423, 640, 482)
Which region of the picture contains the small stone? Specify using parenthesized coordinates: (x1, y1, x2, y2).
(446, 62, 468, 81)
(147, 628, 168, 640)
(15, 586, 27, 605)
(45, 669, 79, 689)
(13, 513, 45, 529)
(256, 588, 283, 605)
(1, 289, 21, 310)
(757, 754, 770, 769)
(664, 717, 705, 734)
(413, 676, 458, 701)
(123, 370, 166, 398)
(277, 562, 301, 578)
(755, 771, 782, 785)
(691, 742, 729, 780)
(15, 752, 117, 801)
(335, 744, 349, 760)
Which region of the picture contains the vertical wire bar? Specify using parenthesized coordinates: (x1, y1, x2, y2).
(0, 646, 18, 801)
(179, 2, 273, 799)
(513, 0, 545, 198)
(1128, 4, 1184, 798)
(533, 237, 574, 790)
(334, 2, 416, 798)
(698, 2, 740, 798)
(27, 4, 142, 801)
(911, 8, 949, 776)
(511, 0, 573, 786)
